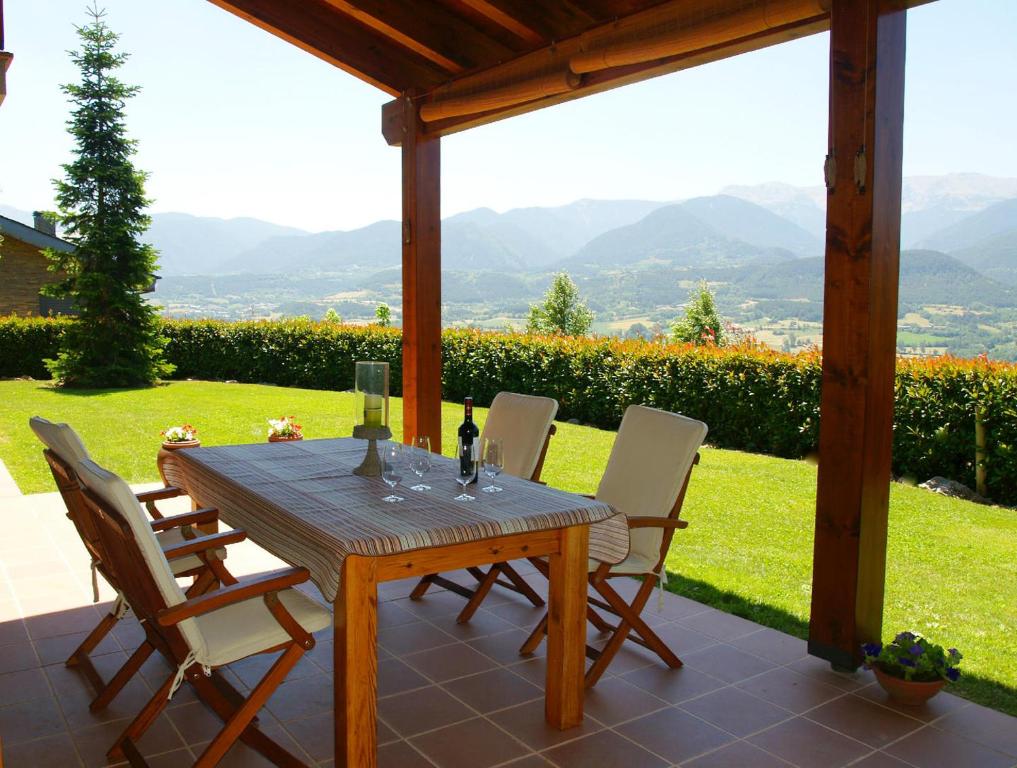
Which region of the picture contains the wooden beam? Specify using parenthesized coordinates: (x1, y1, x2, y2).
(0, 51, 11, 108)
(207, 0, 448, 96)
(398, 96, 443, 453)
(322, 0, 514, 73)
(420, 70, 582, 122)
(808, 0, 906, 670)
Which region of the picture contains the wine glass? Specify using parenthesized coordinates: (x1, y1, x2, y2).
(409, 436, 432, 491)
(481, 437, 504, 493)
(381, 442, 404, 502)
(455, 450, 477, 501)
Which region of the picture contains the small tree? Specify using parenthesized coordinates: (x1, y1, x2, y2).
(375, 303, 392, 327)
(672, 281, 724, 346)
(44, 7, 171, 387)
(323, 307, 342, 324)
(526, 272, 594, 336)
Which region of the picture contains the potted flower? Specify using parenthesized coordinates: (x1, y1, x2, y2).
(862, 632, 962, 706)
(161, 424, 200, 451)
(268, 416, 303, 442)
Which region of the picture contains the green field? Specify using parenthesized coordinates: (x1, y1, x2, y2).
(1, 379, 1014, 715)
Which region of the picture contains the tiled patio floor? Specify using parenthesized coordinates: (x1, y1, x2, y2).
(2, 489, 1015, 768)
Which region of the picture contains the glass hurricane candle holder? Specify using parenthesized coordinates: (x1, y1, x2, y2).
(352, 361, 392, 476)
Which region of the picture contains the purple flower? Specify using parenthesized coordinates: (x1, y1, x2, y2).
(899, 658, 916, 668)
(948, 648, 960, 658)
(895, 631, 916, 644)
(910, 644, 924, 656)
(862, 642, 882, 658)
(946, 668, 960, 682)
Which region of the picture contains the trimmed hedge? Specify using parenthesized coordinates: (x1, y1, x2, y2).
(2, 316, 1015, 504)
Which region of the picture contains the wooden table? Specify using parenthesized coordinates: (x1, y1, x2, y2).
(168, 438, 628, 767)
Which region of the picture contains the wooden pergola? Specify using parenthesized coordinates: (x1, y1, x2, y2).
(211, 0, 925, 673)
(4, 0, 932, 753)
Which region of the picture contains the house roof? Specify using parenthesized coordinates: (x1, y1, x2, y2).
(0, 214, 75, 254)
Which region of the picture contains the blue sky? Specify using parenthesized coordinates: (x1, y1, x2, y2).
(1, 0, 1014, 232)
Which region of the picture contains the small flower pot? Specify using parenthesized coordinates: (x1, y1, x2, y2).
(161, 439, 201, 451)
(268, 434, 303, 443)
(873, 667, 947, 706)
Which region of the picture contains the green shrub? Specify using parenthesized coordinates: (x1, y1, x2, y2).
(2, 316, 1015, 504)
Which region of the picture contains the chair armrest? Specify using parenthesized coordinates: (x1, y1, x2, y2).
(581, 493, 596, 500)
(161, 529, 246, 561)
(135, 486, 186, 503)
(626, 516, 689, 530)
(150, 508, 220, 532)
(157, 567, 310, 626)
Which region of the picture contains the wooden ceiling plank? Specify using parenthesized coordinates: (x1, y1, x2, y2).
(208, 0, 448, 95)
(324, 0, 514, 72)
(456, 0, 597, 44)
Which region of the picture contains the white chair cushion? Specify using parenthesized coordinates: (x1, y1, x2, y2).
(195, 588, 331, 667)
(76, 459, 207, 658)
(594, 405, 707, 574)
(480, 392, 559, 480)
(29, 416, 90, 465)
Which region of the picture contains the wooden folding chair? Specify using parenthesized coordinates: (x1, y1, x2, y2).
(77, 458, 331, 768)
(519, 405, 707, 687)
(410, 392, 558, 622)
(29, 416, 235, 711)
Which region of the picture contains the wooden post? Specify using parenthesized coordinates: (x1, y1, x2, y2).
(975, 405, 987, 498)
(397, 95, 443, 452)
(809, 0, 906, 670)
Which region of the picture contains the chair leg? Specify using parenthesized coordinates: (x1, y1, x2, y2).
(497, 563, 546, 608)
(594, 578, 682, 670)
(520, 613, 549, 656)
(194, 644, 308, 768)
(456, 565, 501, 623)
(89, 640, 155, 711)
(109, 668, 175, 762)
(66, 610, 118, 669)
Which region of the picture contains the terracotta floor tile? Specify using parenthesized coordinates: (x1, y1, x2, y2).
(680, 643, 778, 684)
(24, 605, 103, 640)
(507, 657, 551, 689)
(621, 664, 726, 704)
(0, 668, 52, 706)
(676, 609, 763, 640)
(852, 682, 971, 723)
(933, 701, 1017, 757)
(280, 710, 399, 761)
(541, 728, 669, 768)
(377, 600, 421, 629)
(737, 666, 846, 714)
(71, 713, 186, 768)
(377, 739, 438, 767)
(485, 599, 547, 630)
(34, 629, 121, 666)
(228, 649, 320, 689)
(403, 591, 473, 622)
(500, 755, 553, 767)
(884, 724, 1015, 768)
(681, 686, 792, 737)
(426, 609, 517, 642)
(617, 706, 737, 763)
(377, 657, 431, 698)
(166, 700, 228, 746)
(747, 717, 871, 768)
(580, 676, 668, 727)
(805, 694, 924, 748)
(490, 699, 603, 751)
(0, 618, 28, 646)
(264, 673, 333, 722)
(145, 748, 198, 767)
(730, 628, 810, 666)
(404, 643, 499, 683)
(469, 628, 543, 667)
(378, 686, 475, 737)
(410, 716, 530, 768)
(442, 668, 542, 714)
(0, 641, 39, 675)
(657, 593, 714, 621)
(0, 732, 83, 768)
(683, 739, 794, 767)
(0, 695, 68, 746)
(192, 721, 310, 768)
(787, 655, 872, 692)
(651, 622, 718, 656)
(847, 752, 916, 768)
(378, 621, 457, 656)
(304, 638, 334, 673)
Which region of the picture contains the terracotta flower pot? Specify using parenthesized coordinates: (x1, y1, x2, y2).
(268, 434, 303, 443)
(161, 439, 201, 451)
(873, 667, 947, 706)
(157, 440, 200, 486)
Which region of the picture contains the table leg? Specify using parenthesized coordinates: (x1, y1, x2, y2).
(545, 524, 589, 729)
(335, 555, 378, 767)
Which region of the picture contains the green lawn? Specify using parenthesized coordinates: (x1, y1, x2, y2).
(1, 379, 1014, 715)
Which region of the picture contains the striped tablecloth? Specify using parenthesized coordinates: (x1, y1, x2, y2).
(168, 438, 629, 601)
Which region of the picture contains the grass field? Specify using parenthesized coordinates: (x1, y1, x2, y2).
(1, 379, 1014, 715)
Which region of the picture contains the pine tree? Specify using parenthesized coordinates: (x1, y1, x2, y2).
(526, 272, 594, 335)
(671, 281, 724, 346)
(44, 7, 172, 387)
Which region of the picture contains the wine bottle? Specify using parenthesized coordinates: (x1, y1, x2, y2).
(458, 397, 480, 484)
